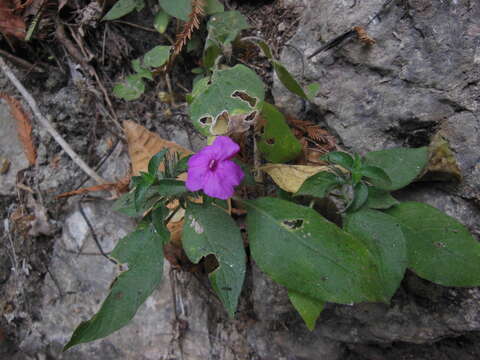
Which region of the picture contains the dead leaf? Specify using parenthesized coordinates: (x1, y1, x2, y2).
(261, 163, 340, 193)
(0, 93, 36, 165)
(0, 0, 26, 39)
(423, 132, 462, 182)
(27, 193, 53, 236)
(123, 120, 192, 176)
(56, 174, 130, 199)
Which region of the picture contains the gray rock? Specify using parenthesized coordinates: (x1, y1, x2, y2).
(0, 99, 29, 196)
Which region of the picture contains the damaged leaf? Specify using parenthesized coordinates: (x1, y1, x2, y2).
(64, 224, 166, 350)
(257, 102, 302, 163)
(245, 197, 385, 304)
(182, 203, 246, 317)
(189, 65, 265, 136)
(424, 132, 462, 182)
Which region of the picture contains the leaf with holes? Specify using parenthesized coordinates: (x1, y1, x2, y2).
(364, 147, 428, 191)
(64, 224, 165, 350)
(103, 0, 144, 20)
(246, 197, 385, 304)
(386, 202, 480, 286)
(344, 209, 407, 300)
(288, 291, 325, 330)
(257, 102, 302, 163)
(189, 64, 265, 136)
(182, 203, 246, 316)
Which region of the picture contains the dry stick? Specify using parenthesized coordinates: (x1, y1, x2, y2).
(0, 56, 106, 184)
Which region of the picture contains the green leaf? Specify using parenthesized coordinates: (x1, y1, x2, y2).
(159, 0, 191, 21)
(153, 11, 170, 33)
(64, 225, 165, 350)
(204, 0, 224, 14)
(103, 0, 144, 20)
(148, 149, 168, 176)
(182, 204, 246, 316)
(206, 11, 249, 46)
(322, 151, 354, 170)
(134, 181, 153, 211)
(151, 206, 170, 240)
(365, 187, 399, 210)
(189, 64, 265, 136)
(112, 189, 161, 217)
(257, 102, 302, 163)
(347, 183, 369, 212)
(386, 202, 480, 287)
(272, 60, 310, 100)
(288, 291, 324, 331)
(305, 83, 321, 100)
(361, 165, 392, 188)
(245, 197, 385, 304)
(295, 172, 342, 199)
(344, 209, 407, 300)
(364, 147, 428, 191)
(254, 39, 273, 59)
(131, 59, 153, 80)
(150, 179, 187, 197)
(113, 75, 145, 101)
(143, 46, 172, 68)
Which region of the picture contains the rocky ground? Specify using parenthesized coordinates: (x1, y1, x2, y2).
(1, 0, 480, 359)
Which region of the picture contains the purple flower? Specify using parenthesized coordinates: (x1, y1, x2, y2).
(186, 136, 244, 200)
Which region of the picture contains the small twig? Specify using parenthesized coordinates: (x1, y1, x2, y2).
(0, 56, 106, 184)
(0, 49, 45, 73)
(78, 201, 117, 265)
(112, 20, 174, 44)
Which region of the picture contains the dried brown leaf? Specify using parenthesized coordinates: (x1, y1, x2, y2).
(0, 92, 36, 165)
(123, 120, 192, 176)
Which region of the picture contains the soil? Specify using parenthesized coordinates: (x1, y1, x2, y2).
(1, 0, 480, 359)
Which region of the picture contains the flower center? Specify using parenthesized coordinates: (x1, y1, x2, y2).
(208, 159, 218, 171)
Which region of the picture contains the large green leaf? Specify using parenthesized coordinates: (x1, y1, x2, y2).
(189, 64, 265, 136)
(182, 203, 246, 316)
(344, 209, 407, 300)
(386, 202, 480, 286)
(64, 225, 166, 350)
(103, 0, 144, 20)
(363, 147, 428, 191)
(159, 0, 191, 21)
(257, 102, 302, 163)
(246, 197, 385, 304)
(288, 291, 324, 330)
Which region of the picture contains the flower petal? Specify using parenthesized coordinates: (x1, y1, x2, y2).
(202, 171, 235, 200)
(186, 164, 208, 191)
(216, 160, 244, 187)
(211, 136, 240, 160)
(188, 151, 211, 168)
